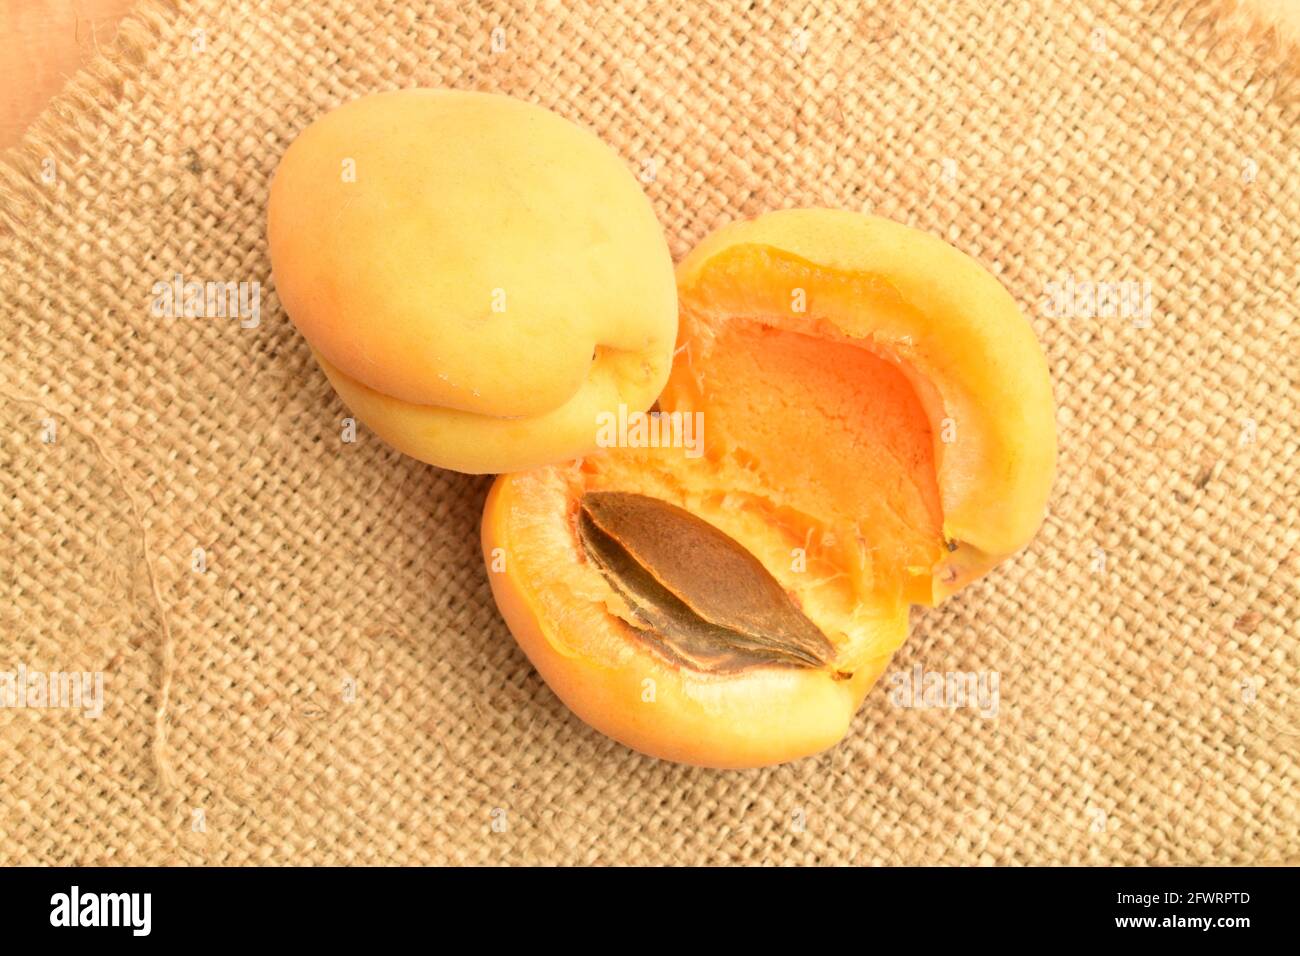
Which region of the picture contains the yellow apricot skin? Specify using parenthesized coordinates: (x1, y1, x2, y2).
(268, 89, 677, 474)
(667, 209, 1057, 602)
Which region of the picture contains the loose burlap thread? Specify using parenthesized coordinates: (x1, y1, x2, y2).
(0, 0, 1296, 865)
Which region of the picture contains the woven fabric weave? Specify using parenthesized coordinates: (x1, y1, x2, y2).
(1, 0, 1296, 865)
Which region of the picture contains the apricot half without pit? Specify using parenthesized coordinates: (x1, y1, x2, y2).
(267, 89, 677, 473)
(482, 209, 1056, 769)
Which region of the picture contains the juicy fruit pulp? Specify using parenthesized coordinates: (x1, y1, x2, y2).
(669, 320, 946, 608)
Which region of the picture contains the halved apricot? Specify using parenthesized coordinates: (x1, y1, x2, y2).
(483, 209, 1056, 767)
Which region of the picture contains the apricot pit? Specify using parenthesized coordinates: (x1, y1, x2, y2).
(578, 491, 836, 672)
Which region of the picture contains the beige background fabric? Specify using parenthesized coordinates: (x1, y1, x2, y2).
(0, 0, 1296, 865)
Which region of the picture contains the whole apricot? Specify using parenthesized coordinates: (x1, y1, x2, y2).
(268, 89, 677, 473)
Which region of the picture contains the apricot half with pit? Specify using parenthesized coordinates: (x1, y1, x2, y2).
(267, 89, 677, 473)
(482, 209, 1056, 768)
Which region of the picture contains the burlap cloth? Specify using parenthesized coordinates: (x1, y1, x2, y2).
(1, 0, 1296, 866)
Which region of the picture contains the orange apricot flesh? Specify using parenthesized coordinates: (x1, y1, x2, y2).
(669, 320, 944, 607)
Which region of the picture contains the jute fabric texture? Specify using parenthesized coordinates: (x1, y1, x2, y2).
(0, 0, 1296, 864)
